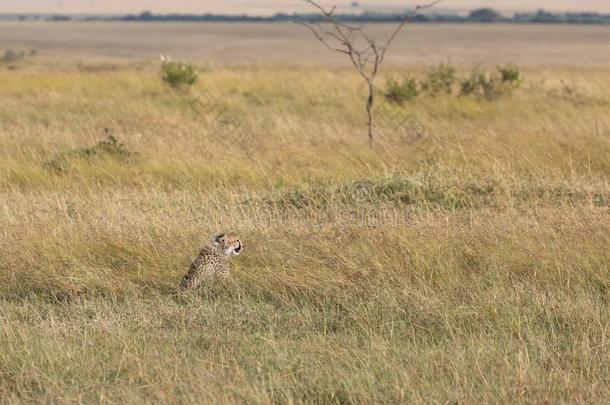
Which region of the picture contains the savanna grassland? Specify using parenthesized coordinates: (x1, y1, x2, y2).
(1, 37, 610, 403)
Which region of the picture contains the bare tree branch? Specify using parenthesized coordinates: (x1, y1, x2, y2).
(296, 0, 443, 142)
(294, 20, 350, 54)
(384, 0, 444, 51)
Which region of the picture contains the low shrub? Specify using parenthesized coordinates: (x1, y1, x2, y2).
(460, 64, 523, 99)
(384, 77, 419, 105)
(45, 135, 136, 174)
(460, 69, 497, 99)
(422, 63, 457, 96)
(497, 64, 523, 87)
(160, 57, 198, 89)
(384, 63, 523, 103)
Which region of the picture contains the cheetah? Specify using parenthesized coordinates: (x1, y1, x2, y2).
(180, 232, 243, 290)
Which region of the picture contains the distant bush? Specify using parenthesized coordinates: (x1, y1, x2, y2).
(384, 77, 419, 105)
(160, 57, 198, 89)
(384, 63, 523, 104)
(497, 64, 523, 88)
(460, 65, 523, 99)
(45, 135, 135, 174)
(422, 63, 457, 96)
(460, 69, 496, 99)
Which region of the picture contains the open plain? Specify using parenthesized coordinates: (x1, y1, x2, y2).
(1, 22, 610, 66)
(0, 22, 609, 403)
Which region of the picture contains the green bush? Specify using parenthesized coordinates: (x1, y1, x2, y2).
(460, 65, 523, 100)
(45, 135, 136, 174)
(460, 69, 493, 98)
(422, 63, 457, 96)
(384, 77, 419, 105)
(384, 64, 523, 103)
(497, 64, 523, 87)
(160, 59, 198, 89)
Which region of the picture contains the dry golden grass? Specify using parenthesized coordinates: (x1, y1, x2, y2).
(0, 60, 609, 403)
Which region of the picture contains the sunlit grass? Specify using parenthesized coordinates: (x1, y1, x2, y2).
(0, 62, 609, 403)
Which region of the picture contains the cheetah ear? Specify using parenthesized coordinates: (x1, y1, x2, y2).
(212, 233, 226, 247)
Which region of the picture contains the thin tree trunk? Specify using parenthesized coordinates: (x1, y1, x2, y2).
(298, 0, 442, 143)
(366, 81, 374, 143)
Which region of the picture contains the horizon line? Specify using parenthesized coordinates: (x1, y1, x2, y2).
(1, 8, 609, 17)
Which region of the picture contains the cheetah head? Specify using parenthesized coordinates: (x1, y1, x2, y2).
(212, 232, 244, 257)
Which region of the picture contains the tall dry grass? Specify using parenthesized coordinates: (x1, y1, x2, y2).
(0, 62, 609, 403)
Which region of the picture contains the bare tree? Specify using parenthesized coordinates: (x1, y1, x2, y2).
(296, 0, 442, 143)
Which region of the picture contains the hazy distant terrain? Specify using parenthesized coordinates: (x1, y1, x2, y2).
(2, 22, 610, 67)
(1, 0, 610, 14)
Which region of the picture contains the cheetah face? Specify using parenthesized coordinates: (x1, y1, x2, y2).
(212, 233, 244, 257)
